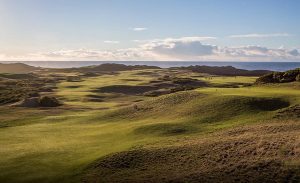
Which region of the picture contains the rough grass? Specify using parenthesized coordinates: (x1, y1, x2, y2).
(83, 120, 300, 183)
(0, 69, 300, 183)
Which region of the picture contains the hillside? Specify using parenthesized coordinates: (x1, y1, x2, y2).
(256, 68, 300, 83)
(173, 65, 272, 76)
(0, 63, 39, 73)
(60, 63, 161, 72)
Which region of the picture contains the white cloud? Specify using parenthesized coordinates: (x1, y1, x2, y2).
(140, 37, 217, 59)
(0, 36, 299, 61)
(217, 45, 300, 60)
(132, 27, 148, 31)
(104, 40, 120, 44)
(20, 48, 155, 61)
(133, 37, 216, 44)
(229, 33, 291, 38)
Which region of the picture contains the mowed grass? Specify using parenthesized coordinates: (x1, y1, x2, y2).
(197, 83, 300, 105)
(1, 70, 300, 182)
(0, 110, 161, 182)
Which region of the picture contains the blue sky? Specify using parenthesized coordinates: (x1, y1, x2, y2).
(0, 0, 299, 61)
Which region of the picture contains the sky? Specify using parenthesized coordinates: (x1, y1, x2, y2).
(0, 0, 299, 61)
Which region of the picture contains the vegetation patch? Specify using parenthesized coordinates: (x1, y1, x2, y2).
(83, 121, 300, 183)
(39, 96, 62, 107)
(12, 96, 62, 108)
(0, 73, 38, 79)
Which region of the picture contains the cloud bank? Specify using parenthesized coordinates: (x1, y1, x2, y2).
(0, 36, 299, 61)
(229, 33, 291, 38)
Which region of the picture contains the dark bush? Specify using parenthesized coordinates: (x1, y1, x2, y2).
(39, 96, 61, 107)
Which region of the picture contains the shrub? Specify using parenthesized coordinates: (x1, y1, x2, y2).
(39, 96, 61, 107)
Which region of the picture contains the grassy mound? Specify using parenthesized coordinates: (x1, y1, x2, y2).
(102, 91, 203, 120)
(103, 91, 290, 123)
(12, 96, 62, 108)
(0, 63, 38, 74)
(83, 121, 300, 183)
(0, 73, 37, 79)
(256, 68, 300, 84)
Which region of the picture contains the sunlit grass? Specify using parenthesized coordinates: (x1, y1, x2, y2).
(1, 71, 300, 182)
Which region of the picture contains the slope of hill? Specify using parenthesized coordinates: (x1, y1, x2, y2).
(173, 65, 271, 76)
(0, 66, 299, 183)
(62, 63, 161, 72)
(256, 68, 300, 83)
(0, 63, 39, 73)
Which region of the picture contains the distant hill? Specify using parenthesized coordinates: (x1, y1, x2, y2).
(65, 63, 161, 72)
(256, 68, 300, 83)
(0, 63, 38, 73)
(0, 63, 274, 77)
(173, 65, 272, 76)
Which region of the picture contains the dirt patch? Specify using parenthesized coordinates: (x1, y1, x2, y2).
(82, 121, 300, 183)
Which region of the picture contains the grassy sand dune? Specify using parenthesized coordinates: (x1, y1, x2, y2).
(83, 120, 300, 183)
(0, 67, 299, 182)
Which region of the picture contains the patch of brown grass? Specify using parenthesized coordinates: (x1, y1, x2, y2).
(82, 120, 300, 183)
